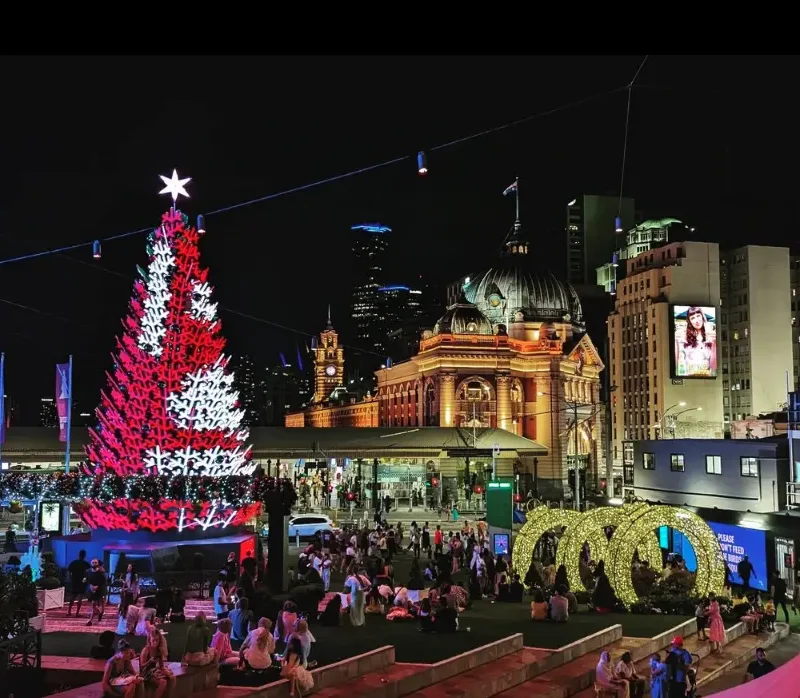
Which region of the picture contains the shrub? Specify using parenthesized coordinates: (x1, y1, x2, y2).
(0, 567, 39, 637)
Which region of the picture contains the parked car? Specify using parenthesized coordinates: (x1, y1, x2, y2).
(261, 514, 337, 540)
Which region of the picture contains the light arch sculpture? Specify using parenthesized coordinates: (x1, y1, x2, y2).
(511, 507, 579, 576)
(555, 504, 663, 592)
(606, 505, 726, 607)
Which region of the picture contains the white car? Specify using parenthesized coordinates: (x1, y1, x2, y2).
(262, 514, 336, 540)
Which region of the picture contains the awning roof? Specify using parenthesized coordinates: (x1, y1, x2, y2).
(0, 426, 547, 461)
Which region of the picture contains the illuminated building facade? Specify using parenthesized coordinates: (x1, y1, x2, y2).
(351, 223, 390, 354)
(608, 241, 725, 495)
(288, 215, 607, 499)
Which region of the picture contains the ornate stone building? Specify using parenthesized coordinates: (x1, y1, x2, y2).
(287, 217, 606, 498)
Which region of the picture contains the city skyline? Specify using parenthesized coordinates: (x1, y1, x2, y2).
(0, 55, 796, 417)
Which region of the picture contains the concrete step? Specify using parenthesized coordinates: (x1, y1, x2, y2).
(496, 637, 649, 698)
(568, 622, 788, 698)
(404, 648, 551, 698)
(312, 662, 432, 698)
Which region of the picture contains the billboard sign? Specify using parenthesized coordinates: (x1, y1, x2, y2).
(708, 521, 768, 592)
(672, 305, 718, 378)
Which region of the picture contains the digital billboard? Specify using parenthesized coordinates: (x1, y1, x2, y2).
(708, 521, 768, 592)
(672, 305, 717, 378)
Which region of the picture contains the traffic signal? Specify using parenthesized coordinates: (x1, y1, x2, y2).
(425, 473, 432, 488)
(431, 477, 439, 488)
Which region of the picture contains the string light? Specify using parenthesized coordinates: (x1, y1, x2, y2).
(0, 83, 632, 270)
(607, 505, 725, 607)
(514, 503, 724, 608)
(511, 506, 579, 577)
(554, 503, 662, 592)
(417, 151, 428, 175)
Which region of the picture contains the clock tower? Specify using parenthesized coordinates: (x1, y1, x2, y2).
(313, 306, 344, 402)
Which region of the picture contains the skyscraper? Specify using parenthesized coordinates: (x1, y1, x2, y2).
(233, 355, 259, 426)
(351, 223, 390, 353)
(567, 195, 635, 286)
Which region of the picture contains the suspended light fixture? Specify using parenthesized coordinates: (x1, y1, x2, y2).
(92, 240, 102, 259)
(615, 216, 623, 233)
(386, 357, 393, 368)
(417, 151, 428, 175)
(610, 280, 616, 296)
(197, 214, 206, 234)
(612, 252, 619, 268)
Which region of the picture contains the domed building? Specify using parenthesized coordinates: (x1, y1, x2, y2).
(288, 205, 606, 501)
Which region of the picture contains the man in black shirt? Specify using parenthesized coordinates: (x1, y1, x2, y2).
(745, 648, 775, 681)
(85, 559, 107, 627)
(67, 549, 90, 617)
(738, 556, 755, 592)
(771, 570, 790, 623)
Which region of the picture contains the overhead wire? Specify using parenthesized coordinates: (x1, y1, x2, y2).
(0, 81, 632, 269)
(617, 55, 649, 217)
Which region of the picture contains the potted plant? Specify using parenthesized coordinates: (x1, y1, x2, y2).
(0, 567, 39, 637)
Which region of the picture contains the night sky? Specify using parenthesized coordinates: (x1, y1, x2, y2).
(0, 55, 797, 421)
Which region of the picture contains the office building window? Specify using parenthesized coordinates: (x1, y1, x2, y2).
(623, 442, 634, 465)
(670, 454, 685, 472)
(705, 455, 722, 475)
(643, 453, 655, 470)
(740, 457, 759, 477)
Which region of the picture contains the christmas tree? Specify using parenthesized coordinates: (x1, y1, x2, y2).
(76, 177, 263, 533)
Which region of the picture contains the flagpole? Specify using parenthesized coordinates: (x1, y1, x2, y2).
(61, 355, 73, 534)
(0, 352, 5, 472)
(65, 355, 73, 475)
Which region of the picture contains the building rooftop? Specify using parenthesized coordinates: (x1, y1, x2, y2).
(0, 426, 546, 461)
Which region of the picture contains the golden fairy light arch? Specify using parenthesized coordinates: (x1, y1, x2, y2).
(554, 504, 663, 592)
(512, 503, 725, 607)
(511, 507, 579, 577)
(606, 505, 726, 607)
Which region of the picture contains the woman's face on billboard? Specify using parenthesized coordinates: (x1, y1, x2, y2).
(689, 311, 705, 330)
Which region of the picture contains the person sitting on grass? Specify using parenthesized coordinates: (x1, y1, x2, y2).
(418, 598, 434, 633)
(102, 640, 143, 698)
(530, 589, 548, 621)
(549, 586, 569, 623)
(229, 597, 255, 643)
(433, 595, 457, 633)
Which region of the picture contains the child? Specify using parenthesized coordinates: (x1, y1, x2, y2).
(321, 554, 332, 592)
(694, 598, 708, 640)
(763, 597, 776, 632)
(294, 619, 316, 668)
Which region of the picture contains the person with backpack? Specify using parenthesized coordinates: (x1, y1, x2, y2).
(665, 636, 692, 698)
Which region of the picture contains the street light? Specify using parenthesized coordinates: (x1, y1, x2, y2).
(655, 402, 687, 439)
(666, 406, 703, 438)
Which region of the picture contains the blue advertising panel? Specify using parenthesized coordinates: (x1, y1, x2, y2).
(708, 522, 767, 592)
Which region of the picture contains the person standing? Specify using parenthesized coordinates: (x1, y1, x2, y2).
(770, 570, 790, 623)
(434, 525, 444, 557)
(85, 558, 108, 626)
(421, 523, 431, 560)
(67, 549, 90, 618)
(738, 555, 755, 592)
(706, 593, 726, 653)
(665, 636, 692, 698)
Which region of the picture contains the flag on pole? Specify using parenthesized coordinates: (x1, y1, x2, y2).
(0, 354, 5, 445)
(503, 180, 518, 196)
(56, 363, 71, 443)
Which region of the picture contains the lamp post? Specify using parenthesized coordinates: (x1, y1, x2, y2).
(655, 402, 687, 439)
(667, 406, 703, 438)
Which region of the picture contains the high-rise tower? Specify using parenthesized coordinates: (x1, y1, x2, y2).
(351, 223, 390, 353)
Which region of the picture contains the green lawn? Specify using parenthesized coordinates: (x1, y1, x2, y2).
(41, 605, 687, 665)
(41, 546, 690, 665)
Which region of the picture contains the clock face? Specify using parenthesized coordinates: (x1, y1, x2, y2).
(325, 365, 337, 377)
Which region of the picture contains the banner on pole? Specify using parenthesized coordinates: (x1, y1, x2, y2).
(56, 362, 71, 443)
(0, 355, 5, 445)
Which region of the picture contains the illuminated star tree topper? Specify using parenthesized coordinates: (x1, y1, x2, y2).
(159, 169, 192, 203)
